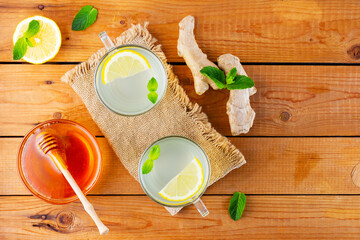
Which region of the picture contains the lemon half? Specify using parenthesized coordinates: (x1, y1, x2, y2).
(13, 16, 61, 64)
(101, 49, 151, 84)
(159, 157, 204, 202)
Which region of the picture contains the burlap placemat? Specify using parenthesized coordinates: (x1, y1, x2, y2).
(61, 23, 246, 215)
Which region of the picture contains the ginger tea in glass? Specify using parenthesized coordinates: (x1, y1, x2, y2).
(139, 136, 211, 217)
(95, 32, 167, 116)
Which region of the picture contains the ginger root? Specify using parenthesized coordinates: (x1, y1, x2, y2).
(178, 15, 218, 95)
(177, 16, 256, 134)
(218, 54, 256, 135)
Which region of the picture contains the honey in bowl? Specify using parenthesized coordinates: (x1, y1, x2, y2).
(18, 119, 102, 204)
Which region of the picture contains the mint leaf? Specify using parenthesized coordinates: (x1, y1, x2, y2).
(228, 192, 246, 221)
(147, 77, 158, 104)
(147, 77, 158, 91)
(226, 67, 237, 84)
(25, 38, 33, 47)
(226, 75, 254, 90)
(13, 38, 28, 60)
(12, 20, 40, 60)
(72, 5, 98, 31)
(148, 91, 158, 104)
(23, 20, 40, 38)
(149, 145, 160, 161)
(142, 145, 161, 174)
(200, 66, 226, 89)
(142, 160, 154, 174)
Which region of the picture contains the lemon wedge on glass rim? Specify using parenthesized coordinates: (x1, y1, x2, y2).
(13, 16, 61, 64)
(101, 49, 151, 85)
(159, 157, 204, 202)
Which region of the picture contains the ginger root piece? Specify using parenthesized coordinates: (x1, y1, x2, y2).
(218, 54, 256, 135)
(178, 15, 218, 95)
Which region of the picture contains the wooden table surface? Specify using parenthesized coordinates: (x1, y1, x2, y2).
(1, 0, 360, 239)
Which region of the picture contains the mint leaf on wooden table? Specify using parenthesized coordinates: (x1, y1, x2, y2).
(13, 20, 40, 60)
(226, 67, 237, 84)
(200, 66, 226, 89)
(142, 145, 161, 174)
(228, 192, 246, 221)
(72, 5, 98, 31)
(226, 75, 254, 90)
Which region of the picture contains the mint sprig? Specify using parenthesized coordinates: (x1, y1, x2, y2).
(200, 67, 254, 90)
(147, 77, 158, 104)
(148, 144, 160, 160)
(228, 192, 246, 221)
(225, 67, 237, 85)
(12, 20, 40, 60)
(142, 145, 160, 174)
(13, 38, 28, 60)
(23, 20, 40, 38)
(142, 159, 154, 174)
(200, 66, 226, 89)
(227, 75, 254, 90)
(25, 38, 33, 47)
(72, 5, 98, 31)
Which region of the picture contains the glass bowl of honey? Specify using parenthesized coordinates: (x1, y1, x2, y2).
(17, 119, 102, 204)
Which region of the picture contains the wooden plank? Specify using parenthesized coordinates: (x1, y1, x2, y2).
(2, 137, 360, 195)
(2, 64, 360, 136)
(0, 64, 100, 136)
(1, 195, 360, 239)
(1, 0, 360, 63)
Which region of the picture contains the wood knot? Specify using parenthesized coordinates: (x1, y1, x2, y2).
(45, 80, 53, 85)
(120, 20, 126, 25)
(29, 214, 48, 220)
(347, 45, 360, 60)
(56, 211, 74, 229)
(280, 111, 291, 122)
(53, 112, 62, 119)
(66, 37, 70, 40)
(38, 4, 45, 10)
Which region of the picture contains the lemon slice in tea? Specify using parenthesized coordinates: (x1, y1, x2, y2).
(13, 16, 61, 64)
(159, 157, 204, 202)
(101, 49, 151, 84)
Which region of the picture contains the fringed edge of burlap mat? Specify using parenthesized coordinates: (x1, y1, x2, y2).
(61, 23, 245, 214)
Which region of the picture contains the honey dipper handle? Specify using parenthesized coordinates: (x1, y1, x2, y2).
(48, 152, 109, 235)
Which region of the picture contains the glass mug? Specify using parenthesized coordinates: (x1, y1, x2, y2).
(94, 31, 168, 116)
(138, 136, 211, 217)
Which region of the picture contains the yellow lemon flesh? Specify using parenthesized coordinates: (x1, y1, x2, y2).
(13, 16, 61, 64)
(101, 49, 151, 85)
(159, 157, 204, 202)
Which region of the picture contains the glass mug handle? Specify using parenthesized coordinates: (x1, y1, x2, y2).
(99, 31, 115, 51)
(193, 198, 209, 217)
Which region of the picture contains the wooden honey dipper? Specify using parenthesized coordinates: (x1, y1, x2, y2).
(37, 132, 109, 235)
